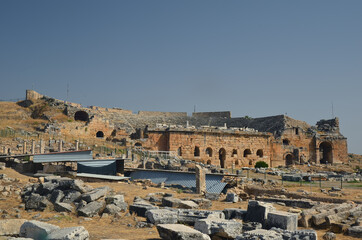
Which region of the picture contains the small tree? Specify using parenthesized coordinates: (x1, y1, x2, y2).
(255, 161, 268, 168)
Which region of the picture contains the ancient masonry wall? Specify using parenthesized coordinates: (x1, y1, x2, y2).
(145, 131, 272, 168)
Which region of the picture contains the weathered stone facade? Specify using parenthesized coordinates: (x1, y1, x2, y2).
(142, 117, 347, 168)
(24, 90, 348, 167)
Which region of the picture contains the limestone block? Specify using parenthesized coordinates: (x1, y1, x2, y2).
(323, 232, 336, 240)
(0, 219, 26, 236)
(179, 200, 199, 209)
(191, 198, 212, 209)
(145, 209, 178, 224)
(162, 197, 182, 208)
(105, 195, 125, 207)
(25, 193, 50, 211)
(176, 209, 224, 225)
(194, 218, 243, 239)
(47, 226, 89, 240)
(77, 201, 104, 217)
(62, 190, 81, 203)
(54, 202, 74, 212)
(235, 229, 283, 240)
(156, 224, 210, 240)
(129, 203, 159, 217)
(226, 193, 239, 203)
(223, 208, 247, 220)
(103, 204, 123, 215)
(81, 187, 110, 203)
(244, 200, 275, 226)
(267, 210, 298, 231)
(20, 220, 60, 239)
(347, 226, 362, 238)
(50, 190, 64, 203)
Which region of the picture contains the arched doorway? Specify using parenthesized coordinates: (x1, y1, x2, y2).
(74, 111, 89, 122)
(205, 147, 213, 157)
(256, 149, 263, 158)
(96, 131, 104, 138)
(320, 142, 333, 164)
(285, 154, 294, 166)
(194, 146, 200, 157)
(177, 147, 182, 156)
(219, 148, 226, 168)
(244, 149, 252, 157)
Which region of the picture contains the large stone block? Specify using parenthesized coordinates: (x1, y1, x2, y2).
(25, 193, 50, 211)
(81, 187, 110, 203)
(105, 195, 125, 206)
(19, 220, 60, 239)
(50, 190, 64, 203)
(176, 209, 225, 225)
(0, 219, 26, 236)
(103, 204, 123, 215)
(236, 229, 283, 240)
(62, 190, 81, 203)
(226, 193, 239, 203)
(223, 208, 247, 220)
(267, 210, 298, 231)
(244, 201, 275, 226)
(145, 209, 178, 224)
(54, 202, 74, 213)
(47, 226, 89, 240)
(347, 226, 362, 238)
(129, 203, 159, 217)
(157, 224, 210, 240)
(194, 218, 243, 239)
(77, 201, 104, 217)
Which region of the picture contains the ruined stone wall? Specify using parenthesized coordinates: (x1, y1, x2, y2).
(26, 90, 43, 101)
(146, 130, 272, 168)
(273, 128, 315, 166)
(192, 111, 231, 118)
(138, 111, 187, 117)
(316, 137, 348, 164)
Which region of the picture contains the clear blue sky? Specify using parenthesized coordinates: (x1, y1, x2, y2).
(1, 1, 361, 154)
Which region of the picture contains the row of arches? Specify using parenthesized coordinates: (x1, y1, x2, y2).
(182, 146, 264, 158)
(177, 146, 264, 168)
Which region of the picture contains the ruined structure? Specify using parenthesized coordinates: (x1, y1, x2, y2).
(25, 90, 348, 167)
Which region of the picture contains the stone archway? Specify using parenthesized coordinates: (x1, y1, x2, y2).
(74, 111, 89, 122)
(194, 146, 200, 157)
(319, 142, 333, 164)
(206, 147, 213, 157)
(219, 148, 226, 168)
(96, 131, 104, 138)
(285, 153, 294, 166)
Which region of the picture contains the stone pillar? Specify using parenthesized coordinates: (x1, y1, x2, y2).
(23, 141, 27, 154)
(196, 165, 206, 194)
(75, 140, 79, 151)
(39, 139, 45, 154)
(58, 140, 63, 152)
(31, 140, 35, 154)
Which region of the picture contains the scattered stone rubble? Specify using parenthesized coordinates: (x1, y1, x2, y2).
(2, 170, 361, 239)
(21, 177, 128, 218)
(0, 219, 89, 240)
